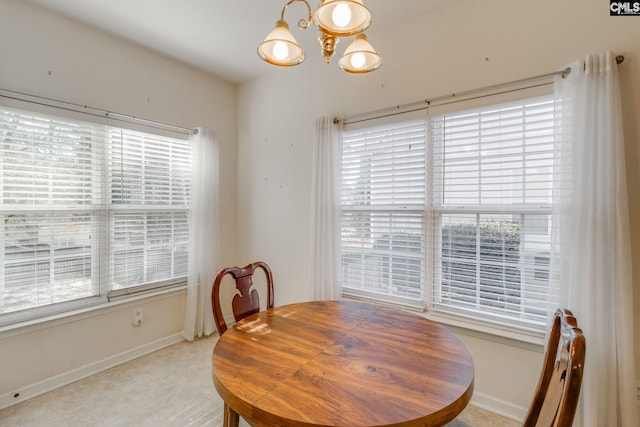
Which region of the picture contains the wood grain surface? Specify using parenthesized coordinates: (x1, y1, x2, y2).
(212, 300, 474, 427)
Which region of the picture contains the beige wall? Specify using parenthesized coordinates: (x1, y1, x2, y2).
(237, 0, 640, 419)
(1, 292, 187, 396)
(0, 0, 237, 407)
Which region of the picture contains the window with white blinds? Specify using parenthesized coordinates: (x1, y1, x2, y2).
(431, 96, 554, 330)
(340, 95, 555, 331)
(0, 106, 191, 321)
(108, 129, 191, 295)
(340, 120, 427, 307)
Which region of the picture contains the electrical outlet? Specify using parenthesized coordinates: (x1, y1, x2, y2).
(636, 381, 640, 404)
(133, 308, 143, 327)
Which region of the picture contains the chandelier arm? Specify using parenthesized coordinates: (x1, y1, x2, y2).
(280, 0, 313, 30)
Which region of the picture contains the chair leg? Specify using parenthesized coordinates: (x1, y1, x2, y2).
(223, 402, 239, 427)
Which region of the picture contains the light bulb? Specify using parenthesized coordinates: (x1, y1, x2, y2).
(350, 52, 366, 69)
(273, 41, 289, 60)
(332, 4, 352, 28)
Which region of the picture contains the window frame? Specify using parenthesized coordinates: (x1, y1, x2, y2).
(339, 93, 556, 335)
(339, 120, 428, 310)
(0, 104, 191, 327)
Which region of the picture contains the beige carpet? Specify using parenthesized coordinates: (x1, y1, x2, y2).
(0, 335, 518, 426)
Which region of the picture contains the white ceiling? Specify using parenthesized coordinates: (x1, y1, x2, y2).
(27, 0, 453, 83)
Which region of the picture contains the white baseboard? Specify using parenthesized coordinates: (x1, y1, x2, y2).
(0, 333, 184, 411)
(470, 390, 527, 422)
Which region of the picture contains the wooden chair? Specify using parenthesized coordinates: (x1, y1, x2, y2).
(523, 308, 586, 427)
(212, 261, 274, 336)
(211, 261, 274, 427)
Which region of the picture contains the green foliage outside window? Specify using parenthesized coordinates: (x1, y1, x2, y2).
(441, 221, 521, 308)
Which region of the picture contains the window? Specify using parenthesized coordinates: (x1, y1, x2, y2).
(340, 121, 427, 308)
(107, 129, 190, 295)
(432, 97, 554, 330)
(340, 95, 555, 332)
(0, 106, 191, 323)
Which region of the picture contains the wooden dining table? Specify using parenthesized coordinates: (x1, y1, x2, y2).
(211, 300, 474, 427)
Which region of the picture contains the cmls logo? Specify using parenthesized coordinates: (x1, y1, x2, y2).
(610, 1, 640, 15)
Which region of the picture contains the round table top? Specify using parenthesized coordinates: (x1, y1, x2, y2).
(212, 300, 474, 427)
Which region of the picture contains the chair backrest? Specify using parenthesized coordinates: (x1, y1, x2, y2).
(523, 308, 586, 427)
(211, 261, 274, 336)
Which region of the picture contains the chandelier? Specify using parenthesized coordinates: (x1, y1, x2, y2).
(258, 0, 382, 74)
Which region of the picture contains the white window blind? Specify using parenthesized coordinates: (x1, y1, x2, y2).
(339, 95, 556, 332)
(0, 106, 191, 321)
(431, 96, 554, 330)
(108, 129, 190, 295)
(340, 120, 427, 307)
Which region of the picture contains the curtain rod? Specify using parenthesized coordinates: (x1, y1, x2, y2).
(0, 87, 198, 135)
(336, 55, 625, 125)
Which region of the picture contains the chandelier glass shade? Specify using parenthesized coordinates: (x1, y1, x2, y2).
(257, 20, 305, 66)
(338, 34, 382, 73)
(257, 0, 382, 73)
(314, 0, 371, 36)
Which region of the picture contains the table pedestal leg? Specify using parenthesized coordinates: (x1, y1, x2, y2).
(223, 403, 239, 427)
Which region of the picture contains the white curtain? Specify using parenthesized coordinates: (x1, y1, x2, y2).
(552, 52, 637, 426)
(309, 116, 342, 300)
(182, 127, 220, 341)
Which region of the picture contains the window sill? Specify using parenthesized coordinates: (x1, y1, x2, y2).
(0, 285, 187, 338)
(423, 311, 546, 351)
(342, 295, 545, 351)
